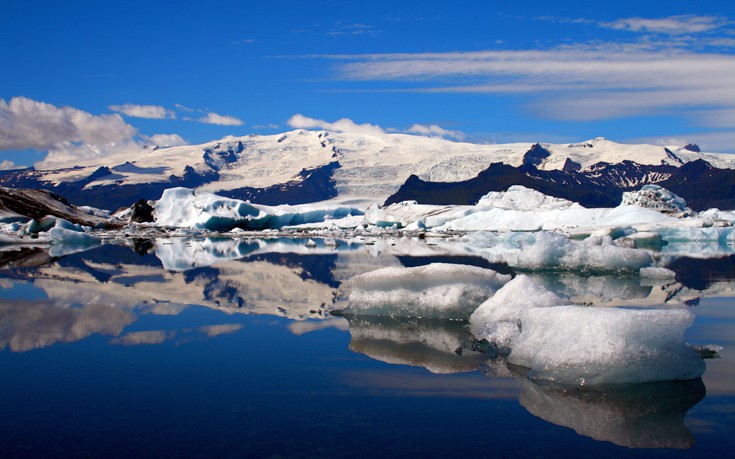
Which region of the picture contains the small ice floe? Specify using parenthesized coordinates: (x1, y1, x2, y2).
(304, 239, 317, 248)
(345, 263, 511, 320)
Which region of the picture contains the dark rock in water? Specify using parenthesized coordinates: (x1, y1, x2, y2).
(129, 199, 155, 223)
(0, 186, 119, 228)
(131, 238, 155, 255)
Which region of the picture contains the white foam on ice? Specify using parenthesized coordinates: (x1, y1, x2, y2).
(469, 275, 569, 346)
(508, 306, 705, 385)
(346, 263, 511, 319)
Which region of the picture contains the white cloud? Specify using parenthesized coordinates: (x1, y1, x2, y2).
(174, 103, 195, 112)
(198, 112, 244, 126)
(140, 133, 188, 147)
(633, 131, 735, 153)
(0, 96, 137, 151)
(323, 44, 735, 123)
(406, 123, 465, 140)
(287, 114, 467, 141)
(693, 109, 735, 129)
(0, 160, 17, 170)
(601, 15, 724, 35)
(109, 103, 175, 119)
(287, 114, 385, 135)
(38, 133, 189, 169)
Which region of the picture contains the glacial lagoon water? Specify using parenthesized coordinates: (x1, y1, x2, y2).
(1, 237, 734, 458)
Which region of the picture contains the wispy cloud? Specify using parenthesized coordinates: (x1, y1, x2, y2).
(327, 22, 378, 37)
(406, 123, 464, 140)
(198, 112, 244, 126)
(316, 41, 735, 123)
(109, 103, 175, 119)
(601, 15, 726, 35)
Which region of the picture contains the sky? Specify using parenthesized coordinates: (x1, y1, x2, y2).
(1, 0, 734, 169)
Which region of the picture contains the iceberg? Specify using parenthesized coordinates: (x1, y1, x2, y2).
(469, 275, 568, 347)
(510, 232, 653, 272)
(47, 219, 101, 257)
(621, 185, 689, 213)
(508, 306, 706, 385)
(154, 187, 361, 231)
(475, 185, 576, 210)
(345, 263, 511, 319)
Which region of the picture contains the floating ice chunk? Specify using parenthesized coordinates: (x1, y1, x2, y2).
(508, 306, 705, 385)
(516, 376, 705, 449)
(514, 232, 653, 272)
(700, 208, 735, 223)
(476, 185, 576, 210)
(47, 219, 101, 257)
(346, 263, 511, 319)
(621, 185, 688, 213)
(640, 267, 676, 280)
(469, 275, 568, 347)
(154, 187, 361, 231)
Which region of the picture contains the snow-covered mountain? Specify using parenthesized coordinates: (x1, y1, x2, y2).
(1, 130, 733, 210)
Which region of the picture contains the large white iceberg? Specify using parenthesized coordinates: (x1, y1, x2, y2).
(345, 263, 511, 319)
(463, 231, 653, 272)
(476, 185, 577, 210)
(154, 187, 361, 231)
(508, 306, 705, 385)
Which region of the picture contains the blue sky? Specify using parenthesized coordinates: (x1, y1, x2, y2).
(1, 0, 734, 168)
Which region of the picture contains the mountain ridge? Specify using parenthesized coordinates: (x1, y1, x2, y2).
(1, 130, 733, 210)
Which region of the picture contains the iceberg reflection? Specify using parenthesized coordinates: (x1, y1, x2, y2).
(341, 314, 488, 374)
(512, 370, 706, 449)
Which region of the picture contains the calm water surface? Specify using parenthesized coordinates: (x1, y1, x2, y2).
(1, 239, 734, 458)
